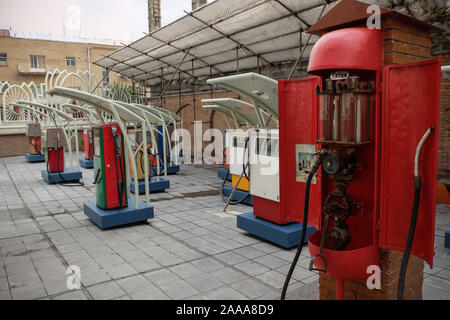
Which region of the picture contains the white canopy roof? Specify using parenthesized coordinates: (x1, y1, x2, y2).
(94, 0, 339, 87)
(202, 97, 276, 126)
(207, 73, 278, 118)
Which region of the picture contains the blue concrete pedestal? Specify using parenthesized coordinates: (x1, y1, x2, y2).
(41, 169, 82, 184)
(152, 165, 180, 175)
(130, 177, 170, 194)
(25, 153, 45, 163)
(218, 168, 231, 181)
(79, 158, 94, 169)
(445, 230, 450, 249)
(237, 212, 316, 248)
(84, 197, 154, 229)
(222, 186, 253, 206)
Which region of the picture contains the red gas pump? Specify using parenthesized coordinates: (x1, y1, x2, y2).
(46, 128, 66, 173)
(26, 123, 43, 155)
(84, 129, 93, 160)
(280, 27, 441, 300)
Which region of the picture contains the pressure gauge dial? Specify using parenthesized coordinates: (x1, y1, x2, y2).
(323, 153, 340, 175)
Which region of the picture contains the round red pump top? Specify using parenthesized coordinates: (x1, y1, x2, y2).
(308, 28, 382, 74)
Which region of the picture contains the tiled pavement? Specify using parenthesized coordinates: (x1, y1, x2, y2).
(0, 155, 449, 300)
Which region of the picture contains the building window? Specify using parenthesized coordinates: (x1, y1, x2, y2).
(0, 53, 7, 67)
(30, 55, 46, 69)
(66, 57, 76, 67)
(102, 68, 109, 86)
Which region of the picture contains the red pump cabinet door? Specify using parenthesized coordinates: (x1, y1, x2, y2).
(379, 57, 441, 267)
(279, 77, 323, 229)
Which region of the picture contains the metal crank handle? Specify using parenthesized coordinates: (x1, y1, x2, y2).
(309, 254, 328, 273)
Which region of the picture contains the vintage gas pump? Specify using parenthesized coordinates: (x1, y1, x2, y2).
(46, 128, 66, 174)
(26, 123, 43, 155)
(83, 128, 94, 161)
(93, 123, 127, 210)
(222, 129, 251, 206)
(128, 129, 154, 181)
(25, 122, 45, 162)
(280, 27, 441, 300)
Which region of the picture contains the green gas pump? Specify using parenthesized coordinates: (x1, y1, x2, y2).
(93, 123, 128, 210)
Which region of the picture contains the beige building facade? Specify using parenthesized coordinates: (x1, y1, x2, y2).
(0, 30, 130, 88)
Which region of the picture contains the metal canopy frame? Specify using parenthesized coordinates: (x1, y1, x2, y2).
(207, 72, 279, 120)
(17, 100, 81, 172)
(134, 104, 182, 167)
(47, 87, 151, 209)
(114, 101, 166, 177)
(94, 0, 339, 88)
(201, 98, 276, 127)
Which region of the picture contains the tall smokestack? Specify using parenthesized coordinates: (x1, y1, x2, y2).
(148, 0, 161, 33)
(192, 0, 207, 10)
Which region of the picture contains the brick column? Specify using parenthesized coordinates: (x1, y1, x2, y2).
(319, 17, 434, 301)
(438, 52, 450, 178)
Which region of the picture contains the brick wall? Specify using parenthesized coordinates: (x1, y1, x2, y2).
(147, 90, 243, 157)
(318, 16, 431, 300)
(438, 53, 450, 178)
(383, 17, 432, 64)
(0, 129, 86, 158)
(319, 250, 423, 300)
(0, 133, 28, 157)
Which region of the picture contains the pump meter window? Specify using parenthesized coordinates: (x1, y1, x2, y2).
(93, 128, 101, 157)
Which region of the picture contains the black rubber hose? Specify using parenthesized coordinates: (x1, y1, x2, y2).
(397, 126, 433, 300)
(30, 138, 43, 155)
(56, 146, 84, 187)
(242, 137, 250, 181)
(281, 152, 324, 300)
(220, 168, 250, 205)
(113, 134, 124, 208)
(397, 178, 421, 300)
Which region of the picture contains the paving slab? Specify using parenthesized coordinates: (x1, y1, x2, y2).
(0, 157, 448, 301)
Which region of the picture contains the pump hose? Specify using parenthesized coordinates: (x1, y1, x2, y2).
(30, 138, 43, 155)
(45, 145, 84, 187)
(139, 148, 156, 179)
(220, 137, 250, 205)
(397, 126, 434, 300)
(113, 134, 125, 208)
(281, 150, 326, 300)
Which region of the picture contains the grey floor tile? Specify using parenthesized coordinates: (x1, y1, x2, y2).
(169, 263, 204, 279)
(191, 257, 224, 273)
(159, 279, 198, 300)
(231, 278, 277, 299)
(87, 281, 125, 300)
(144, 269, 180, 286)
(81, 269, 111, 286)
(53, 290, 88, 300)
(184, 273, 223, 292)
(11, 283, 47, 300)
(130, 286, 169, 300)
(104, 263, 138, 280)
(234, 260, 269, 277)
(206, 286, 248, 300)
(211, 268, 247, 285)
(117, 274, 155, 295)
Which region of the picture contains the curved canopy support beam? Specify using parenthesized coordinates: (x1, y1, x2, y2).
(207, 73, 278, 120)
(47, 87, 149, 208)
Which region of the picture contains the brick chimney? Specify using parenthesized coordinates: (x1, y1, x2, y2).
(192, 0, 207, 11)
(148, 0, 161, 33)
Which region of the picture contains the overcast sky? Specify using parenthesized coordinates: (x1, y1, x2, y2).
(0, 0, 212, 43)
